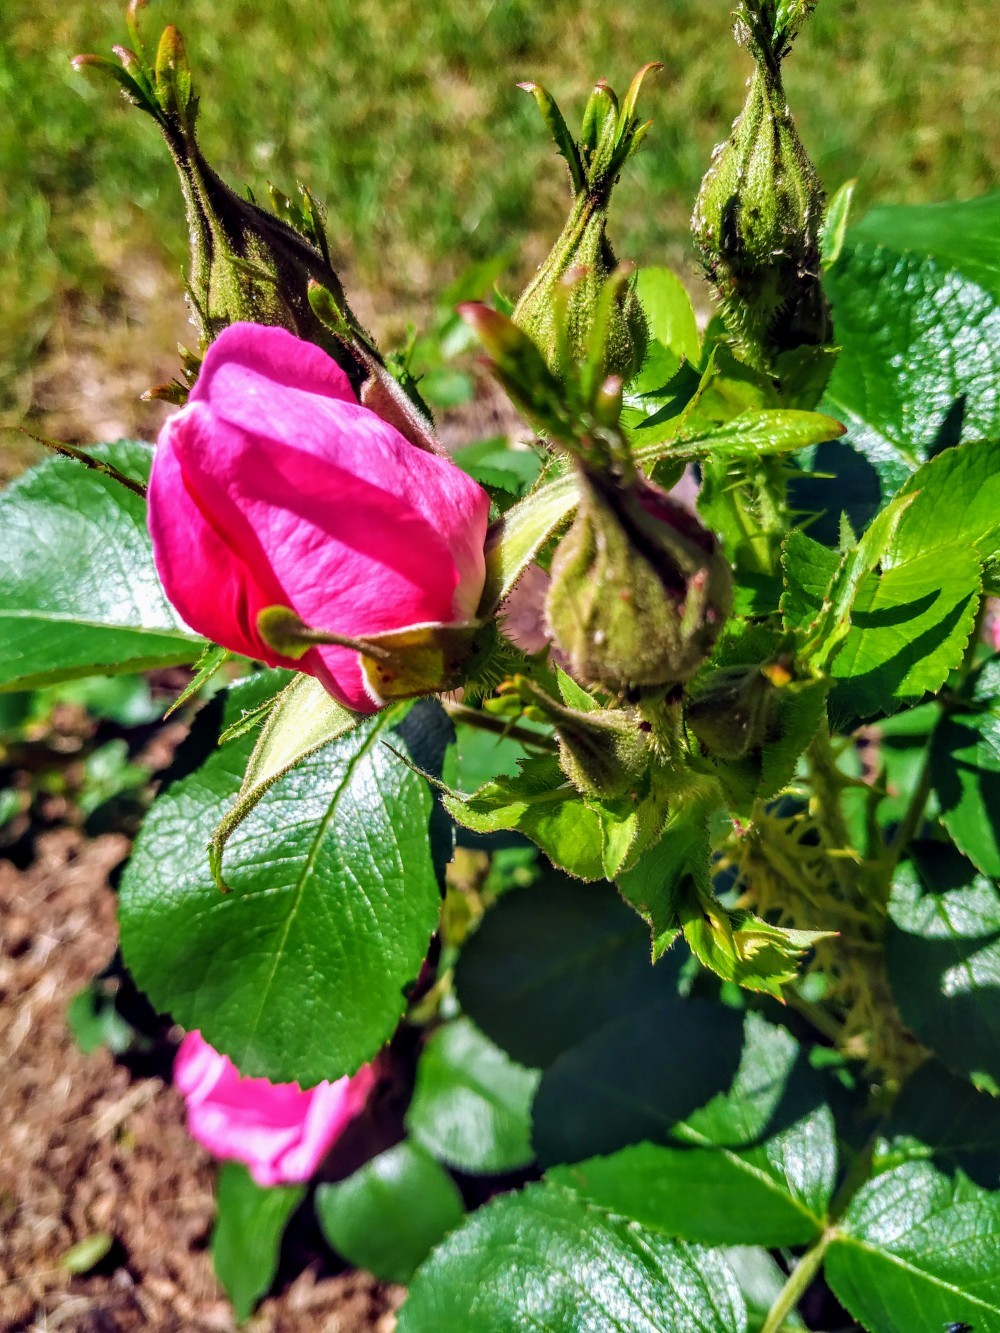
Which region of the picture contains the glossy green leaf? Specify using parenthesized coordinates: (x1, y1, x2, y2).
(549, 1015, 836, 1246)
(552, 1141, 824, 1250)
(212, 1163, 304, 1322)
(932, 658, 1000, 876)
(825, 1163, 1000, 1333)
(783, 531, 980, 723)
(848, 192, 1000, 300)
(724, 1247, 804, 1332)
(797, 491, 916, 666)
(0, 442, 204, 689)
(636, 266, 701, 366)
(120, 685, 449, 1085)
(533, 999, 744, 1167)
(886, 845, 1000, 1086)
(821, 542, 980, 717)
(454, 873, 681, 1069)
(888, 437, 1000, 569)
(397, 1182, 747, 1333)
(823, 198, 1000, 488)
(443, 753, 605, 880)
(315, 1142, 464, 1283)
(405, 1017, 539, 1173)
(209, 672, 361, 887)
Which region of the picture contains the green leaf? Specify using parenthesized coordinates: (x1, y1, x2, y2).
(825, 1163, 1000, 1333)
(724, 1247, 805, 1332)
(682, 907, 830, 1000)
(879, 1060, 1000, 1187)
(783, 532, 981, 723)
(212, 1163, 304, 1322)
(452, 437, 542, 497)
(636, 266, 701, 366)
(119, 686, 449, 1085)
(549, 1015, 836, 1247)
(66, 983, 140, 1057)
(454, 873, 683, 1068)
(633, 409, 845, 462)
(405, 1017, 539, 1173)
(0, 442, 204, 690)
(209, 673, 361, 888)
(820, 179, 855, 270)
(616, 803, 710, 954)
(397, 1182, 747, 1333)
(532, 999, 744, 1167)
(552, 1142, 824, 1250)
(886, 846, 1000, 1086)
(315, 1142, 464, 1283)
(932, 658, 1000, 877)
(452, 720, 530, 792)
(798, 491, 917, 667)
(443, 753, 606, 880)
(888, 437, 1000, 569)
(824, 196, 1000, 485)
(478, 411, 845, 614)
(848, 192, 1000, 300)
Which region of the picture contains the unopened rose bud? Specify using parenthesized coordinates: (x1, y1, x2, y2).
(546, 471, 732, 692)
(692, 0, 830, 371)
(511, 676, 648, 797)
(513, 67, 659, 383)
(76, 21, 370, 392)
(685, 663, 780, 760)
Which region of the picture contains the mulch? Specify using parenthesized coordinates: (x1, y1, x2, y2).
(0, 827, 404, 1332)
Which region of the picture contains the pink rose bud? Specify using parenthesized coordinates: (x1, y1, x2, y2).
(173, 1031, 376, 1188)
(148, 323, 490, 712)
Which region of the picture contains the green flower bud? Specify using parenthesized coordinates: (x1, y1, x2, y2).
(692, 1, 830, 370)
(76, 13, 440, 450)
(512, 67, 659, 383)
(685, 663, 781, 760)
(546, 471, 732, 693)
(512, 676, 648, 797)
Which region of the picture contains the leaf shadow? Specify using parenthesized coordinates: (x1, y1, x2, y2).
(831, 591, 978, 727)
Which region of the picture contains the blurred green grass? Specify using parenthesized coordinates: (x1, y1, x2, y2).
(2, 0, 998, 432)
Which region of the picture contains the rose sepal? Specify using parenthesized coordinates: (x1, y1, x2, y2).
(256, 607, 497, 706)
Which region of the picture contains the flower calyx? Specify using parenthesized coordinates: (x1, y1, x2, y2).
(505, 675, 650, 798)
(692, 0, 831, 376)
(74, 5, 438, 452)
(545, 467, 733, 695)
(684, 657, 794, 761)
(257, 607, 497, 709)
(512, 65, 660, 384)
(459, 265, 638, 459)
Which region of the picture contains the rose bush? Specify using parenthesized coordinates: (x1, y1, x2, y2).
(174, 1031, 376, 1187)
(148, 322, 491, 712)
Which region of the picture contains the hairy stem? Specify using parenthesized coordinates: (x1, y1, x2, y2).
(442, 701, 558, 752)
(760, 1228, 835, 1333)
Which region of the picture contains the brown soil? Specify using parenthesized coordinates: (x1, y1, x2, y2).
(0, 827, 404, 1333)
